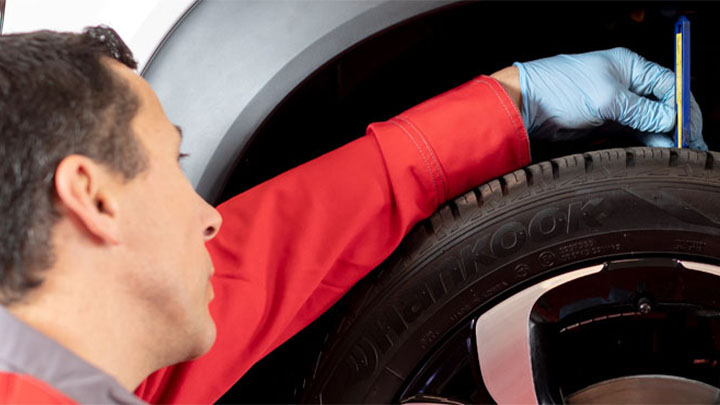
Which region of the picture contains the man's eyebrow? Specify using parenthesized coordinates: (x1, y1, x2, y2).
(174, 124, 183, 139)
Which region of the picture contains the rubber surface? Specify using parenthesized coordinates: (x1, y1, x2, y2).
(301, 147, 720, 403)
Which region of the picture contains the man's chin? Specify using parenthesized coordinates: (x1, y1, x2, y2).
(186, 317, 218, 361)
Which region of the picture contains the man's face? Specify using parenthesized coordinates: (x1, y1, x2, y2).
(107, 60, 222, 361)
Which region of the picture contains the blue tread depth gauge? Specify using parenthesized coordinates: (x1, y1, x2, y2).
(0, 0, 5, 35)
(675, 16, 691, 148)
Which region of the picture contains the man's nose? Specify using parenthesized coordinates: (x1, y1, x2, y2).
(201, 199, 223, 241)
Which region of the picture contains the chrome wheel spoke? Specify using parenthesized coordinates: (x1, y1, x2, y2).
(474, 265, 605, 404)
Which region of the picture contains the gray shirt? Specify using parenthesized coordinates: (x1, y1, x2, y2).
(0, 306, 144, 404)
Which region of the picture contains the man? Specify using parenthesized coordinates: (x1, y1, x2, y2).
(0, 26, 706, 403)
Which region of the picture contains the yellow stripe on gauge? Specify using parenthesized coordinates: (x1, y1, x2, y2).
(676, 32, 683, 148)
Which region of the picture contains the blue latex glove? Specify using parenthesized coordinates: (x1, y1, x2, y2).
(514, 47, 707, 150)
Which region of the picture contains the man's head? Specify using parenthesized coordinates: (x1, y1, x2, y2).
(0, 26, 143, 303)
(0, 26, 223, 369)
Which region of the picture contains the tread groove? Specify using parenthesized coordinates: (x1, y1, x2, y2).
(448, 201, 460, 219)
(423, 219, 434, 235)
(498, 176, 509, 196)
(669, 150, 679, 167)
(706, 152, 715, 170)
(626, 151, 635, 168)
(584, 154, 594, 173)
(550, 160, 560, 180)
(523, 167, 534, 187)
(472, 188, 484, 209)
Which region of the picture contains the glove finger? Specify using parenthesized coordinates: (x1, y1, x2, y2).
(689, 93, 708, 150)
(634, 132, 675, 148)
(626, 49, 675, 102)
(690, 138, 709, 151)
(627, 49, 708, 150)
(613, 90, 675, 133)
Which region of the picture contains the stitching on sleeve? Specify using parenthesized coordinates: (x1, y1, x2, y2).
(472, 78, 522, 136)
(394, 116, 448, 200)
(388, 119, 442, 205)
(472, 77, 531, 166)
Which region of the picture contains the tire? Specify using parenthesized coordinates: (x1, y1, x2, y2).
(301, 147, 720, 403)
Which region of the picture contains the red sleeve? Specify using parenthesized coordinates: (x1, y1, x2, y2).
(134, 76, 529, 403)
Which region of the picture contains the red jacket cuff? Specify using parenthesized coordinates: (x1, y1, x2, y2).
(370, 75, 530, 206)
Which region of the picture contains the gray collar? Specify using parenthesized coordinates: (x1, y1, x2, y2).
(0, 306, 144, 404)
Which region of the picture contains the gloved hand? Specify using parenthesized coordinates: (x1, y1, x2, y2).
(514, 47, 707, 150)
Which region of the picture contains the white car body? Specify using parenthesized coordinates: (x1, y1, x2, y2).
(4, 0, 194, 72)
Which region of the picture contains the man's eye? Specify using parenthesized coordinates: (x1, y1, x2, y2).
(178, 152, 190, 162)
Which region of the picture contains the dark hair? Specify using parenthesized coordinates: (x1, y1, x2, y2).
(0, 25, 146, 304)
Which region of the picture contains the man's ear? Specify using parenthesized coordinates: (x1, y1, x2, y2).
(54, 155, 121, 245)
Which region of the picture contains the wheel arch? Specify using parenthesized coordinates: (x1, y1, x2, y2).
(142, 0, 457, 203)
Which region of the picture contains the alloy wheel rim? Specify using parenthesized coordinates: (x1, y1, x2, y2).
(400, 258, 720, 403)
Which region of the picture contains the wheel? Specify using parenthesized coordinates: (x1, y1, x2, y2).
(301, 147, 720, 403)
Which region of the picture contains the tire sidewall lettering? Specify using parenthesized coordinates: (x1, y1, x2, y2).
(488, 199, 601, 260)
